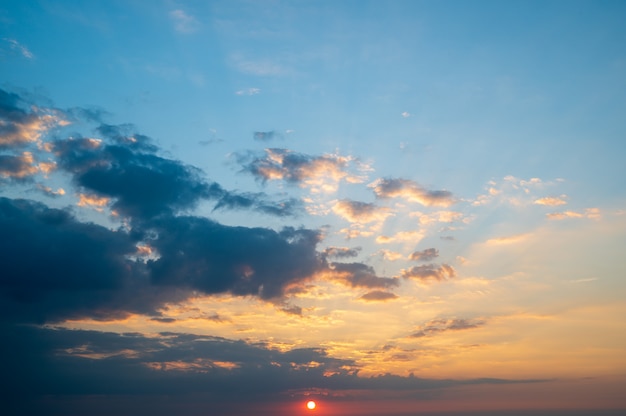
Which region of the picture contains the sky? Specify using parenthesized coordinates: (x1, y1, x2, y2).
(1, 1, 626, 415)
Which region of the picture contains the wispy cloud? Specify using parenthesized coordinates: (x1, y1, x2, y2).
(169, 9, 199, 34)
(360, 290, 398, 302)
(1, 38, 34, 59)
(410, 318, 485, 338)
(235, 87, 261, 96)
(547, 208, 601, 220)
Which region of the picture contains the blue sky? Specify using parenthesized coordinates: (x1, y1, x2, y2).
(1, 1, 626, 415)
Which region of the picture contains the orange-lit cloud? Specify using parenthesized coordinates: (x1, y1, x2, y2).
(77, 193, 110, 210)
(534, 196, 567, 206)
(376, 230, 424, 244)
(547, 208, 600, 220)
(242, 148, 367, 193)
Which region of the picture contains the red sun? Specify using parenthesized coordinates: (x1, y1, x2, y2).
(306, 400, 316, 410)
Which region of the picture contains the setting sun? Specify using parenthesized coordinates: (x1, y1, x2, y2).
(306, 400, 316, 410)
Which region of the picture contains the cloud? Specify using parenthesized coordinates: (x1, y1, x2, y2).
(1, 38, 34, 59)
(409, 248, 439, 262)
(235, 88, 261, 96)
(410, 318, 485, 338)
(253, 131, 281, 141)
(52, 135, 213, 220)
(370, 178, 455, 207)
(147, 218, 325, 300)
(0, 152, 39, 179)
(376, 230, 424, 245)
(401, 111, 411, 118)
(534, 196, 567, 206)
(169, 9, 199, 33)
(359, 290, 399, 302)
(547, 208, 600, 220)
(485, 233, 529, 245)
(231, 54, 289, 76)
(400, 264, 456, 282)
(327, 262, 399, 289)
(0, 88, 67, 148)
(239, 148, 365, 193)
(2, 324, 527, 414)
(322, 246, 361, 259)
(332, 199, 392, 224)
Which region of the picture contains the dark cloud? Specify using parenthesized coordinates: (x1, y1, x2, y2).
(210, 187, 303, 217)
(0, 197, 168, 323)
(410, 318, 485, 338)
(52, 136, 213, 219)
(146, 216, 325, 300)
(359, 290, 398, 302)
(329, 262, 399, 289)
(400, 263, 456, 282)
(409, 248, 439, 262)
(1, 324, 528, 415)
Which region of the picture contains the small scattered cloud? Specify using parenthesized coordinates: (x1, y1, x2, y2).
(370, 178, 455, 207)
(401, 112, 411, 118)
(410, 318, 485, 338)
(409, 248, 439, 262)
(376, 230, 424, 245)
(332, 199, 392, 224)
(239, 148, 366, 193)
(235, 88, 261, 96)
(534, 196, 567, 206)
(169, 9, 199, 34)
(400, 263, 456, 282)
(485, 233, 529, 245)
(327, 262, 399, 289)
(253, 131, 281, 141)
(359, 290, 398, 302)
(231, 53, 289, 76)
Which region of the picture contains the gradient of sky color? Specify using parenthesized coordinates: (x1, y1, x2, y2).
(1, 1, 625, 415)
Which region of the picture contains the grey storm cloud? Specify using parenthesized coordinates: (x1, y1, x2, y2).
(409, 248, 439, 262)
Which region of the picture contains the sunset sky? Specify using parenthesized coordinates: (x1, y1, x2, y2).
(1, 1, 625, 415)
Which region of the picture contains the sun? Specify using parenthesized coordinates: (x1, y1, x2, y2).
(306, 400, 316, 410)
